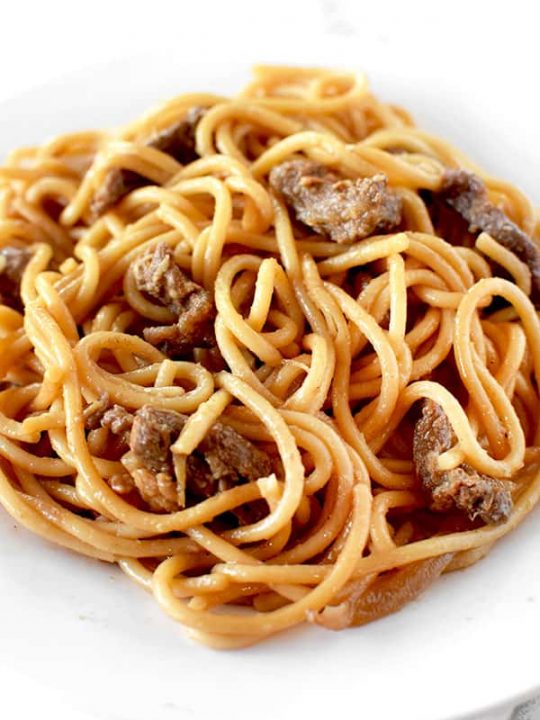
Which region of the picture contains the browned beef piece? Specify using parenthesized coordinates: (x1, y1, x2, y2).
(132, 243, 216, 356)
(147, 106, 206, 164)
(142, 297, 215, 354)
(104, 404, 273, 513)
(439, 169, 540, 307)
(0, 246, 32, 311)
(101, 405, 134, 442)
(185, 453, 217, 499)
(126, 406, 186, 511)
(133, 241, 202, 314)
(89, 169, 143, 221)
(269, 159, 402, 244)
(84, 400, 134, 465)
(90, 106, 206, 219)
(84, 397, 133, 437)
(129, 406, 186, 474)
(198, 422, 272, 485)
(413, 399, 512, 524)
(122, 450, 180, 512)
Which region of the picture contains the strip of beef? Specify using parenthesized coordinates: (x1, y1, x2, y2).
(196, 421, 273, 487)
(0, 246, 32, 312)
(149, 107, 206, 163)
(129, 406, 184, 474)
(413, 399, 512, 524)
(84, 400, 134, 466)
(124, 407, 185, 512)
(439, 169, 540, 307)
(269, 159, 402, 244)
(132, 243, 216, 356)
(101, 405, 134, 443)
(90, 106, 206, 219)
(83, 400, 136, 494)
(97, 403, 272, 514)
(84, 397, 133, 438)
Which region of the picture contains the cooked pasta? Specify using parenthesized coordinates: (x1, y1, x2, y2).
(0, 65, 539, 648)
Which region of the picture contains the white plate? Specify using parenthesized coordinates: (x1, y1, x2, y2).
(0, 51, 539, 720)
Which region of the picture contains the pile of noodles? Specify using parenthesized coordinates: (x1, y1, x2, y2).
(0, 65, 539, 648)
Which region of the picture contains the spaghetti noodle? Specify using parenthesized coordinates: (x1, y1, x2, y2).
(0, 65, 539, 648)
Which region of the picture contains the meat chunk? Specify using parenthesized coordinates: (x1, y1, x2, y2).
(125, 406, 186, 512)
(129, 406, 185, 475)
(100, 403, 272, 514)
(133, 241, 201, 315)
(269, 159, 402, 243)
(84, 397, 133, 438)
(122, 450, 179, 513)
(147, 106, 206, 164)
(89, 168, 143, 221)
(413, 399, 512, 524)
(90, 106, 206, 219)
(439, 169, 540, 307)
(0, 246, 32, 311)
(84, 400, 134, 465)
(132, 243, 215, 356)
(101, 404, 134, 443)
(196, 421, 273, 488)
(142, 296, 215, 354)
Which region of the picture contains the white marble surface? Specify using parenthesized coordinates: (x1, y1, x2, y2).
(0, 2, 539, 719)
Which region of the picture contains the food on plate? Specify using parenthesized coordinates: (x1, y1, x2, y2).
(0, 65, 539, 648)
